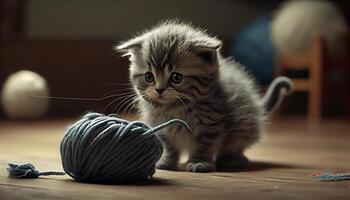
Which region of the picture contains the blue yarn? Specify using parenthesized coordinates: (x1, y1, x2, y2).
(312, 173, 350, 182)
(230, 16, 275, 85)
(7, 163, 65, 178)
(7, 112, 190, 183)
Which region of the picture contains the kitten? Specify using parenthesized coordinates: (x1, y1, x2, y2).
(116, 21, 292, 173)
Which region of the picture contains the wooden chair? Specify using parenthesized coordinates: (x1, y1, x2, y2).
(276, 36, 324, 120)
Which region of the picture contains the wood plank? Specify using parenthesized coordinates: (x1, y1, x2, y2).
(0, 117, 349, 200)
(308, 36, 324, 120)
(292, 79, 311, 91)
(277, 55, 310, 70)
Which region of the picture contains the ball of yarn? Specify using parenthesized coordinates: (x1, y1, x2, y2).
(271, 0, 348, 56)
(1, 70, 50, 119)
(60, 112, 189, 183)
(231, 16, 275, 85)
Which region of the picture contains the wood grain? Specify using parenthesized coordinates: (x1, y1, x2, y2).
(0, 117, 349, 200)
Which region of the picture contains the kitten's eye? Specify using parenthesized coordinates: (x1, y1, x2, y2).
(145, 72, 154, 83)
(170, 72, 183, 84)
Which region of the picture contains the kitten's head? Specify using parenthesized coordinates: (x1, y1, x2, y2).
(116, 21, 221, 106)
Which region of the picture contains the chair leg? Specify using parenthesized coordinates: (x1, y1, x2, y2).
(308, 36, 323, 121)
(308, 88, 321, 120)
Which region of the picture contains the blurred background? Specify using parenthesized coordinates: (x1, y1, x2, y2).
(1, 0, 350, 121)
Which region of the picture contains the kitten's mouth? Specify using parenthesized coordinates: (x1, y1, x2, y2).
(154, 96, 171, 104)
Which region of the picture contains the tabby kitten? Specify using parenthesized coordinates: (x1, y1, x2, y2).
(116, 21, 292, 172)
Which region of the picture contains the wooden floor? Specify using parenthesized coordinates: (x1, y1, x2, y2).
(0, 117, 349, 200)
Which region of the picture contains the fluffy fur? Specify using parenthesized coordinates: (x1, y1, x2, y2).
(116, 21, 292, 172)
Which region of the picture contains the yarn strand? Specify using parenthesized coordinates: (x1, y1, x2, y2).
(144, 119, 192, 136)
(311, 172, 350, 182)
(7, 163, 65, 179)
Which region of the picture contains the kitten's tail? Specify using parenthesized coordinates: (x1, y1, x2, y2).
(261, 76, 293, 114)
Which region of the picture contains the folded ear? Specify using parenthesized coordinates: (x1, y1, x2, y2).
(114, 36, 144, 55)
(190, 38, 221, 64)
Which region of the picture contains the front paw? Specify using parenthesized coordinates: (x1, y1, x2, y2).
(186, 162, 215, 173)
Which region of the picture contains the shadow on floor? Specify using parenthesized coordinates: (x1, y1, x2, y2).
(58, 161, 305, 186)
(62, 177, 174, 186)
(217, 161, 306, 172)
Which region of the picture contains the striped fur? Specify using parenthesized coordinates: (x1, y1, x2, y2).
(116, 21, 292, 172)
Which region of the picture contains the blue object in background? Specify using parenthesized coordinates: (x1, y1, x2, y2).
(230, 16, 275, 85)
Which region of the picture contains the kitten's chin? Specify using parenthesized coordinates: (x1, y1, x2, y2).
(154, 98, 174, 105)
(143, 96, 175, 106)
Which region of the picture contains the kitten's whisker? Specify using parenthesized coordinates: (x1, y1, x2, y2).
(149, 98, 156, 108)
(98, 89, 134, 100)
(102, 94, 135, 113)
(123, 95, 138, 115)
(101, 91, 136, 98)
(178, 93, 191, 101)
(177, 97, 190, 117)
(175, 98, 185, 116)
(98, 82, 132, 87)
(174, 98, 183, 114)
(111, 93, 137, 114)
(125, 95, 143, 117)
(115, 94, 137, 114)
(28, 92, 134, 102)
(102, 87, 134, 94)
(102, 95, 129, 114)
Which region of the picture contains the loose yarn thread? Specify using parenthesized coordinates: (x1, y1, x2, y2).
(311, 172, 350, 182)
(7, 163, 65, 178)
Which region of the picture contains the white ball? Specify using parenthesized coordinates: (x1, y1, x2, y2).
(271, 0, 348, 56)
(1, 70, 50, 119)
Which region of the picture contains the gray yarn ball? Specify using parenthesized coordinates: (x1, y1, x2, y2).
(271, 0, 348, 56)
(60, 112, 189, 183)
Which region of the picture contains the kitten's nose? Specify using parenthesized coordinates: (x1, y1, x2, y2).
(155, 89, 165, 94)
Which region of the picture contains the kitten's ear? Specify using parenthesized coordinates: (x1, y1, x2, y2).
(114, 36, 143, 56)
(191, 38, 221, 64)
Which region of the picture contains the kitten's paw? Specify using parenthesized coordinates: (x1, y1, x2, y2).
(216, 154, 249, 171)
(186, 162, 215, 173)
(156, 162, 178, 171)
